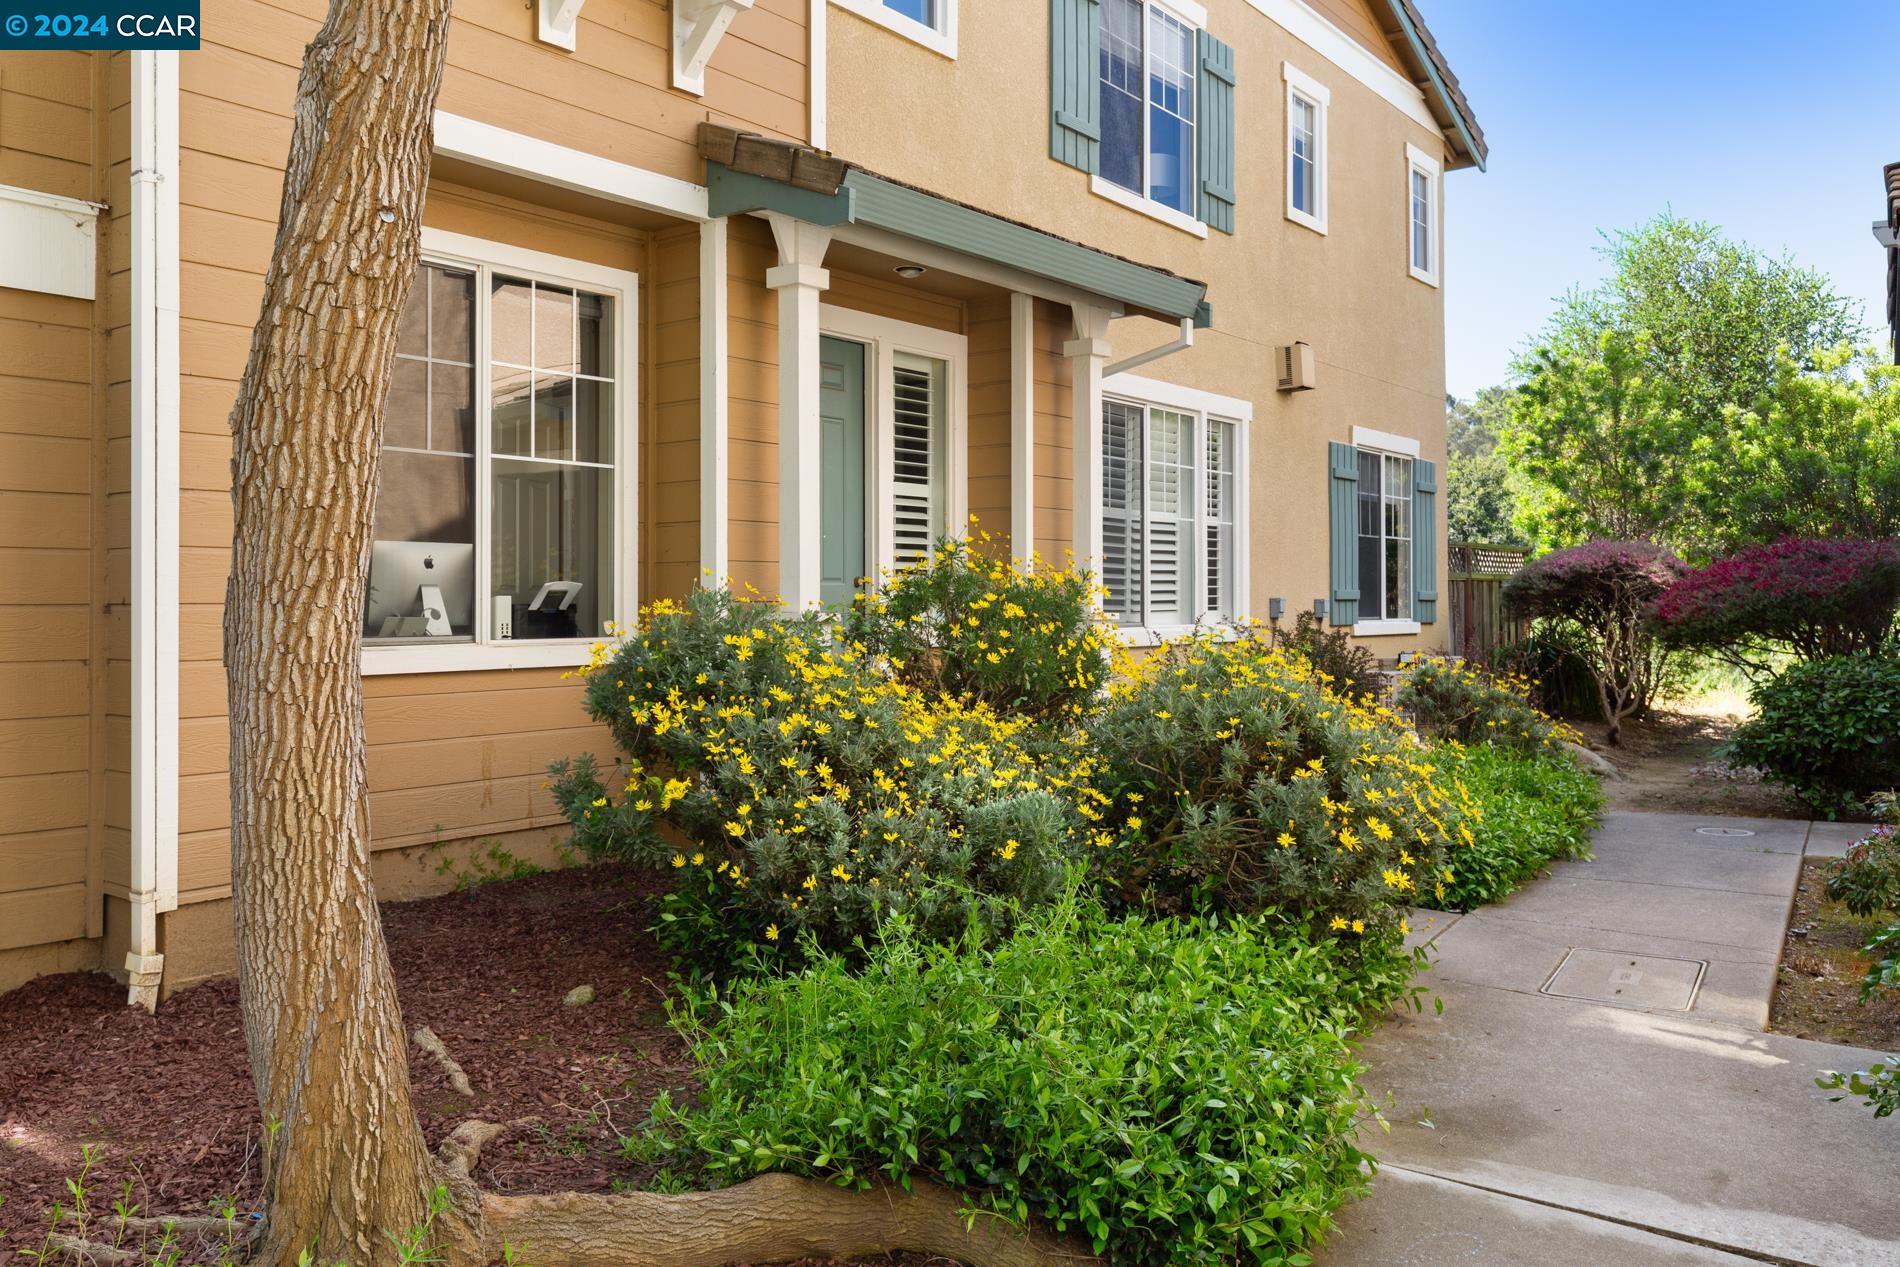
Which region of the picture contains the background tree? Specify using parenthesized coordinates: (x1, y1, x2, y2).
(207, 1, 1096, 1264)
(1445, 388, 1522, 544)
(1505, 213, 1862, 559)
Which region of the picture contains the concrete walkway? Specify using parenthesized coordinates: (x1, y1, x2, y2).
(1320, 810, 1898, 1267)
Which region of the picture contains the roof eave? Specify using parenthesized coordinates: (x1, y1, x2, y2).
(1377, 0, 1487, 172)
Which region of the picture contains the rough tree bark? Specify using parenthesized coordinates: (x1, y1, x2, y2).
(217, 3, 1100, 1267)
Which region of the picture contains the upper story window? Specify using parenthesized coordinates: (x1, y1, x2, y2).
(1405, 142, 1441, 286)
(832, 0, 957, 58)
(1099, 0, 1197, 219)
(1100, 382, 1247, 635)
(363, 230, 637, 675)
(1283, 63, 1329, 233)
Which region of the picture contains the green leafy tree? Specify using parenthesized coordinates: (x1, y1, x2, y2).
(1445, 387, 1524, 544)
(1695, 347, 1900, 550)
(1506, 213, 1862, 558)
(1505, 330, 1692, 550)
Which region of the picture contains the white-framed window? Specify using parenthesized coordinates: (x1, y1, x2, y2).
(1405, 142, 1441, 286)
(831, 0, 957, 59)
(1350, 425, 1418, 634)
(818, 305, 969, 584)
(1099, 374, 1249, 640)
(1092, 0, 1207, 237)
(1283, 62, 1330, 234)
(362, 228, 638, 676)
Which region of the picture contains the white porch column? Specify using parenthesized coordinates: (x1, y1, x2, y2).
(763, 212, 833, 608)
(1009, 292, 1035, 564)
(1065, 302, 1114, 575)
(698, 216, 729, 583)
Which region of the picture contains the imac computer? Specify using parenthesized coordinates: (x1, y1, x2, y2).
(365, 540, 475, 638)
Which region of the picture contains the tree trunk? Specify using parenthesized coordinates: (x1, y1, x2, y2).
(223, 2, 457, 1263)
(216, 7, 1105, 1267)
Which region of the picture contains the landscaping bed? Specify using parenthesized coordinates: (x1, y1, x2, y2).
(0, 865, 698, 1259)
(1772, 862, 1900, 1052)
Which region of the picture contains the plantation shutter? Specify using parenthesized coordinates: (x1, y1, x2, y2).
(1327, 441, 1360, 627)
(1204, 420, 1236, 616)
(1196, 30, 1236, 233)
(1102, 399, 1144, 623)
(1050, 0, 1102, 172)
(1145, 409, 1193, 626)
(890, 352, 941, 570)
(1413, 457, 1439, 623)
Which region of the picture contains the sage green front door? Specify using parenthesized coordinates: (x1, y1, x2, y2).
(819, 336, 867, 606)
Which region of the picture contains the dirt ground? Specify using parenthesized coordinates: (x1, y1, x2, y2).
(1770, 859, 1900, 1051)
(1574, 708, 1807, 820)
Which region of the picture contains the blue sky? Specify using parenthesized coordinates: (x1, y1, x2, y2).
(1427, 1, 1893, 400)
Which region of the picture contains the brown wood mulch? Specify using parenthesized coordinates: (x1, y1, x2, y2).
(1771, 858, 1900, 1051)
(0, 865, 700, 1260)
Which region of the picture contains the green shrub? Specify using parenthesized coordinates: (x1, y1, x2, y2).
(1860, 920, 1900, 1003)
(1270, 609, 1383, 703)
(549, 586, 1100, 973)
(1087, 633, 1456, 939)
(1822, 805, 1900, 917)
(1431, 742, 1601, 909)
(1393, 657, 1570, 754)
(1730, 656, 1900, 818)
(1817, 1057, 1900, 1119)
(840, 534, 1113, 722)
(637, 892, 1418, 1266)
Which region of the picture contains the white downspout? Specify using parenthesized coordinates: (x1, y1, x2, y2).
(127, 50, 180, 1011)
(1104, 316, 1194, 379)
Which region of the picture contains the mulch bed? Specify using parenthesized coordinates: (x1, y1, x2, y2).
(0, 865, 697, 1260)
(1770, 859, 1900, 1051)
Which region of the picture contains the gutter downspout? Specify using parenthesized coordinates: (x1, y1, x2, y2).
(1104, 317, 1193, 379)
(127, 50, 180, 1011)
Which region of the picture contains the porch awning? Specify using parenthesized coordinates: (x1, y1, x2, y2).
(699, 124, 1211, 328)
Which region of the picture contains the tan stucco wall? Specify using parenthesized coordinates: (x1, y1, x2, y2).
(826, 0, 1453, 652)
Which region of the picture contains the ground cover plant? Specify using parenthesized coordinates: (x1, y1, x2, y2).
(1430, 741, 1601, 909)
(635, 891, 1419, 1267)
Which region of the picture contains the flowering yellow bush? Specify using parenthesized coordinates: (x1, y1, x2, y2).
(1394, 656, 1581, 754)
(1088, 632, 1465, 940)
(550, 585, 1102, 971)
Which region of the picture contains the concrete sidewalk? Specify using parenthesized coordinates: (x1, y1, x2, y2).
(1320, 810, 1898, 1267)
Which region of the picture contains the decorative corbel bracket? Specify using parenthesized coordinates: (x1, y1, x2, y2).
(538, 0, 585, 50)
(673, 0, 756, 95)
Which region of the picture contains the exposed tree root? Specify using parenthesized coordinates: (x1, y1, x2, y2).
(481, 1177, 1104, 1267)
(43, 1235, 144, 1267)
(413, 1026, 475, 1098)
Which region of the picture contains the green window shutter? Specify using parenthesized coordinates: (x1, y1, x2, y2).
(1196, 30, 1236, 233)
(1328, 442, 1360, 627)
(1050, 0, 1101, 172)
(1413, 457, 1439, 624)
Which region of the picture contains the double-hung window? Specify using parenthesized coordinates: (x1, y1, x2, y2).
(832, 0, 957, 58)
(1355, 445, 1413, 624)
(363, 230, 637, 673)
(1097, 0, 1198, 226)
(1283, 63, 1329, 233)
(1405, 142, 1441, 286)
(1100, 381, 1247, 635)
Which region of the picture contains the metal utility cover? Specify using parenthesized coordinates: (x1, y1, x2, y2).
(1541, 949, 1706, 1010)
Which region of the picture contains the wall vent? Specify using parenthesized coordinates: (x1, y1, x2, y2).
(1277, 341, 1315, 392)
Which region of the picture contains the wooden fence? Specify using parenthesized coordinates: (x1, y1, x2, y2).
(1447, 541, 1531, 663)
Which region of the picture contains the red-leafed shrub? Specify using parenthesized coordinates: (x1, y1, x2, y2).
(1650, 537, 1900, 665)
(1504, 541, 1687, 743)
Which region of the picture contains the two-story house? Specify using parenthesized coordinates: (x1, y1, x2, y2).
(0, 0, 1482, 1000)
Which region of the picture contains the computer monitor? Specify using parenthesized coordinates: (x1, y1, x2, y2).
(365, 540, 475, 637)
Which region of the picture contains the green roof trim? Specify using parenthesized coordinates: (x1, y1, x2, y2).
(705, 161, 1209, 324)
(1382, 0, 1486, 173)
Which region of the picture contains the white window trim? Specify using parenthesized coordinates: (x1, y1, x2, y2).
(1099, 374, 1251, 647)
(1348, 425, 1420, 637)
(1090, 174, 1209, 238)
(829, 0, 956, 59)
(362, 228, 640, 676)
(1282, 62, 1329, 235)
(818, 304, 969, 582)
(1091, 0, 1207, 235)
(1405, 141, 1442, 288)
